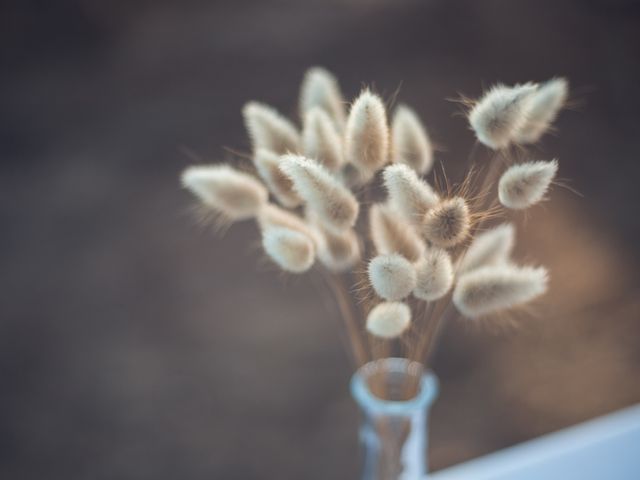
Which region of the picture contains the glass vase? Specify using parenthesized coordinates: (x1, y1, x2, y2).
(351, 358, 439, 480)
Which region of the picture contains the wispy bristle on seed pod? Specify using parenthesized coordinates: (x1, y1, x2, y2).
(453, 264, 548, 318)
(368, 253, 417, 301)
(253, 149, 301, 207)
(345, 89, 389, 182)
(256, 203, 312, 237)
(243, 102, 300, 155)
(302, 108, 344, 171)
(391, 105, 434, 174)
(413, 248, 453, 301)
(382, 164, 439, 225)
(279, 155, 359, 233)
(299, 67, 347, 130)
(262, 226, 315, 273)
(369, 203, 425, 262)
(515, 78, 568, 144)
(366, 301, 411, 339)
(422, 197, 470, 248)
(181, 164, 268, 221)
(468, 83, 538, 149)
(315, 227, 361, 272)
(458, 223, 515, 274)
(499, 160, 558, 210)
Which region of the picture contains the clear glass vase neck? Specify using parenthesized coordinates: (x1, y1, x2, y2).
(351, 358, 439, 480)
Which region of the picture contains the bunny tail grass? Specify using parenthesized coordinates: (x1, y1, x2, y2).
(262, 226, 315, 273)
(299, 67, 346, 130)
(366, 301, 411, 339)
(315, 227, 361, 272)
(179, 68, 571, 372)
(368, 253, 417, 301)
(302, 107, 344, 171)
(391, 104, 434, 174)
(181, 164, 268, 221)
(422, 197, 470, 248)
(468, 83, 538, 149)
(253, 149, 302, 207)
(279, 154, 359, 233)
(515, 78, 568, 144)
(499, 160, 558, 209)
(453, 264, 548, 318)
(256, 204, 313, 237)
(382, 164, 439, 225)
(345, 89, 389, 183)
(458, 223, 515, 274)
(243, 102, 301, 155)
(369, 203, 425, 262)
(413, 248, 454, 301)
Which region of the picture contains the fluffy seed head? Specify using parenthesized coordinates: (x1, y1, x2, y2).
(279, 155, 359, 233)
(369, 203, 425, 262)
(181, 164, 268, 221)
(391, 105, 434, 174)
(422, 197, 470, 248)
(515, 78, 568, 144)
(413, 248, 454, 301)
(253, 149, 301, 207)
(458, 223, 515, 274)
(299, 67, 346, 130)
(344, 89, 390, 182)
(382, 164, 439, 225)
(469, 83, 538, 149)
(315, 227, 361, 272)
(453, 264, 548, 318)
(368, 253, 417, 301)
(256, 203, 312, 237)
(366, 301, 411, 339)
(499, 160, 558, 210)
(262, 226, 315, 273)
(302, 107, 344, 171)
(243, 102, 300, 155)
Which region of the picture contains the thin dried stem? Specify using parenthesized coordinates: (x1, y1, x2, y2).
(320, 267, 369, 367)
(412, 295, 449, 364)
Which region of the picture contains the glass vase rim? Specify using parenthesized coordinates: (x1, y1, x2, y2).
(350, 357, 439, 416)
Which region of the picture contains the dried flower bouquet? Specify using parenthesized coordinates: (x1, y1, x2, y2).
(181, 68, 567, 398)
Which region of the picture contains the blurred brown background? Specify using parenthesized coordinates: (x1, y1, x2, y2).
(2, 0, 640, 478)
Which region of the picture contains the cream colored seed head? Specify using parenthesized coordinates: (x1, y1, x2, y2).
(515, 78, 568, 144)
(262, 226, 315, 273)
(422, 197, 470, 248)
(181, 164, 268, 221)
(413, 248, 454, 301)
(499, 160, 558, 210)
(453, 264, 548, 318)
(253, 149, 301, 207)
(256, 203, 313, 238)
(369, 203, 425, 262)
(279, 154, 359, 233)
(344, 89, 389, 183)
(302, 107, 344, 171)
(366, 301, 411, 339)
(315, 227, 361, 272)
(391, 104, 434, 174)
(299, 67, 347, 130)
(243, 101, 301, 155)
(382, 164, 439, 225)
(368, 253, 417, 301)
(469, 83, 538, 149)
(458, 223, 515, 274)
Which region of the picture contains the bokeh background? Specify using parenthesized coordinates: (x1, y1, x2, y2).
(2, 0, 640, 478)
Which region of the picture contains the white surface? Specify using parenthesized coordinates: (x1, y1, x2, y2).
(432, 403, 640, 480)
